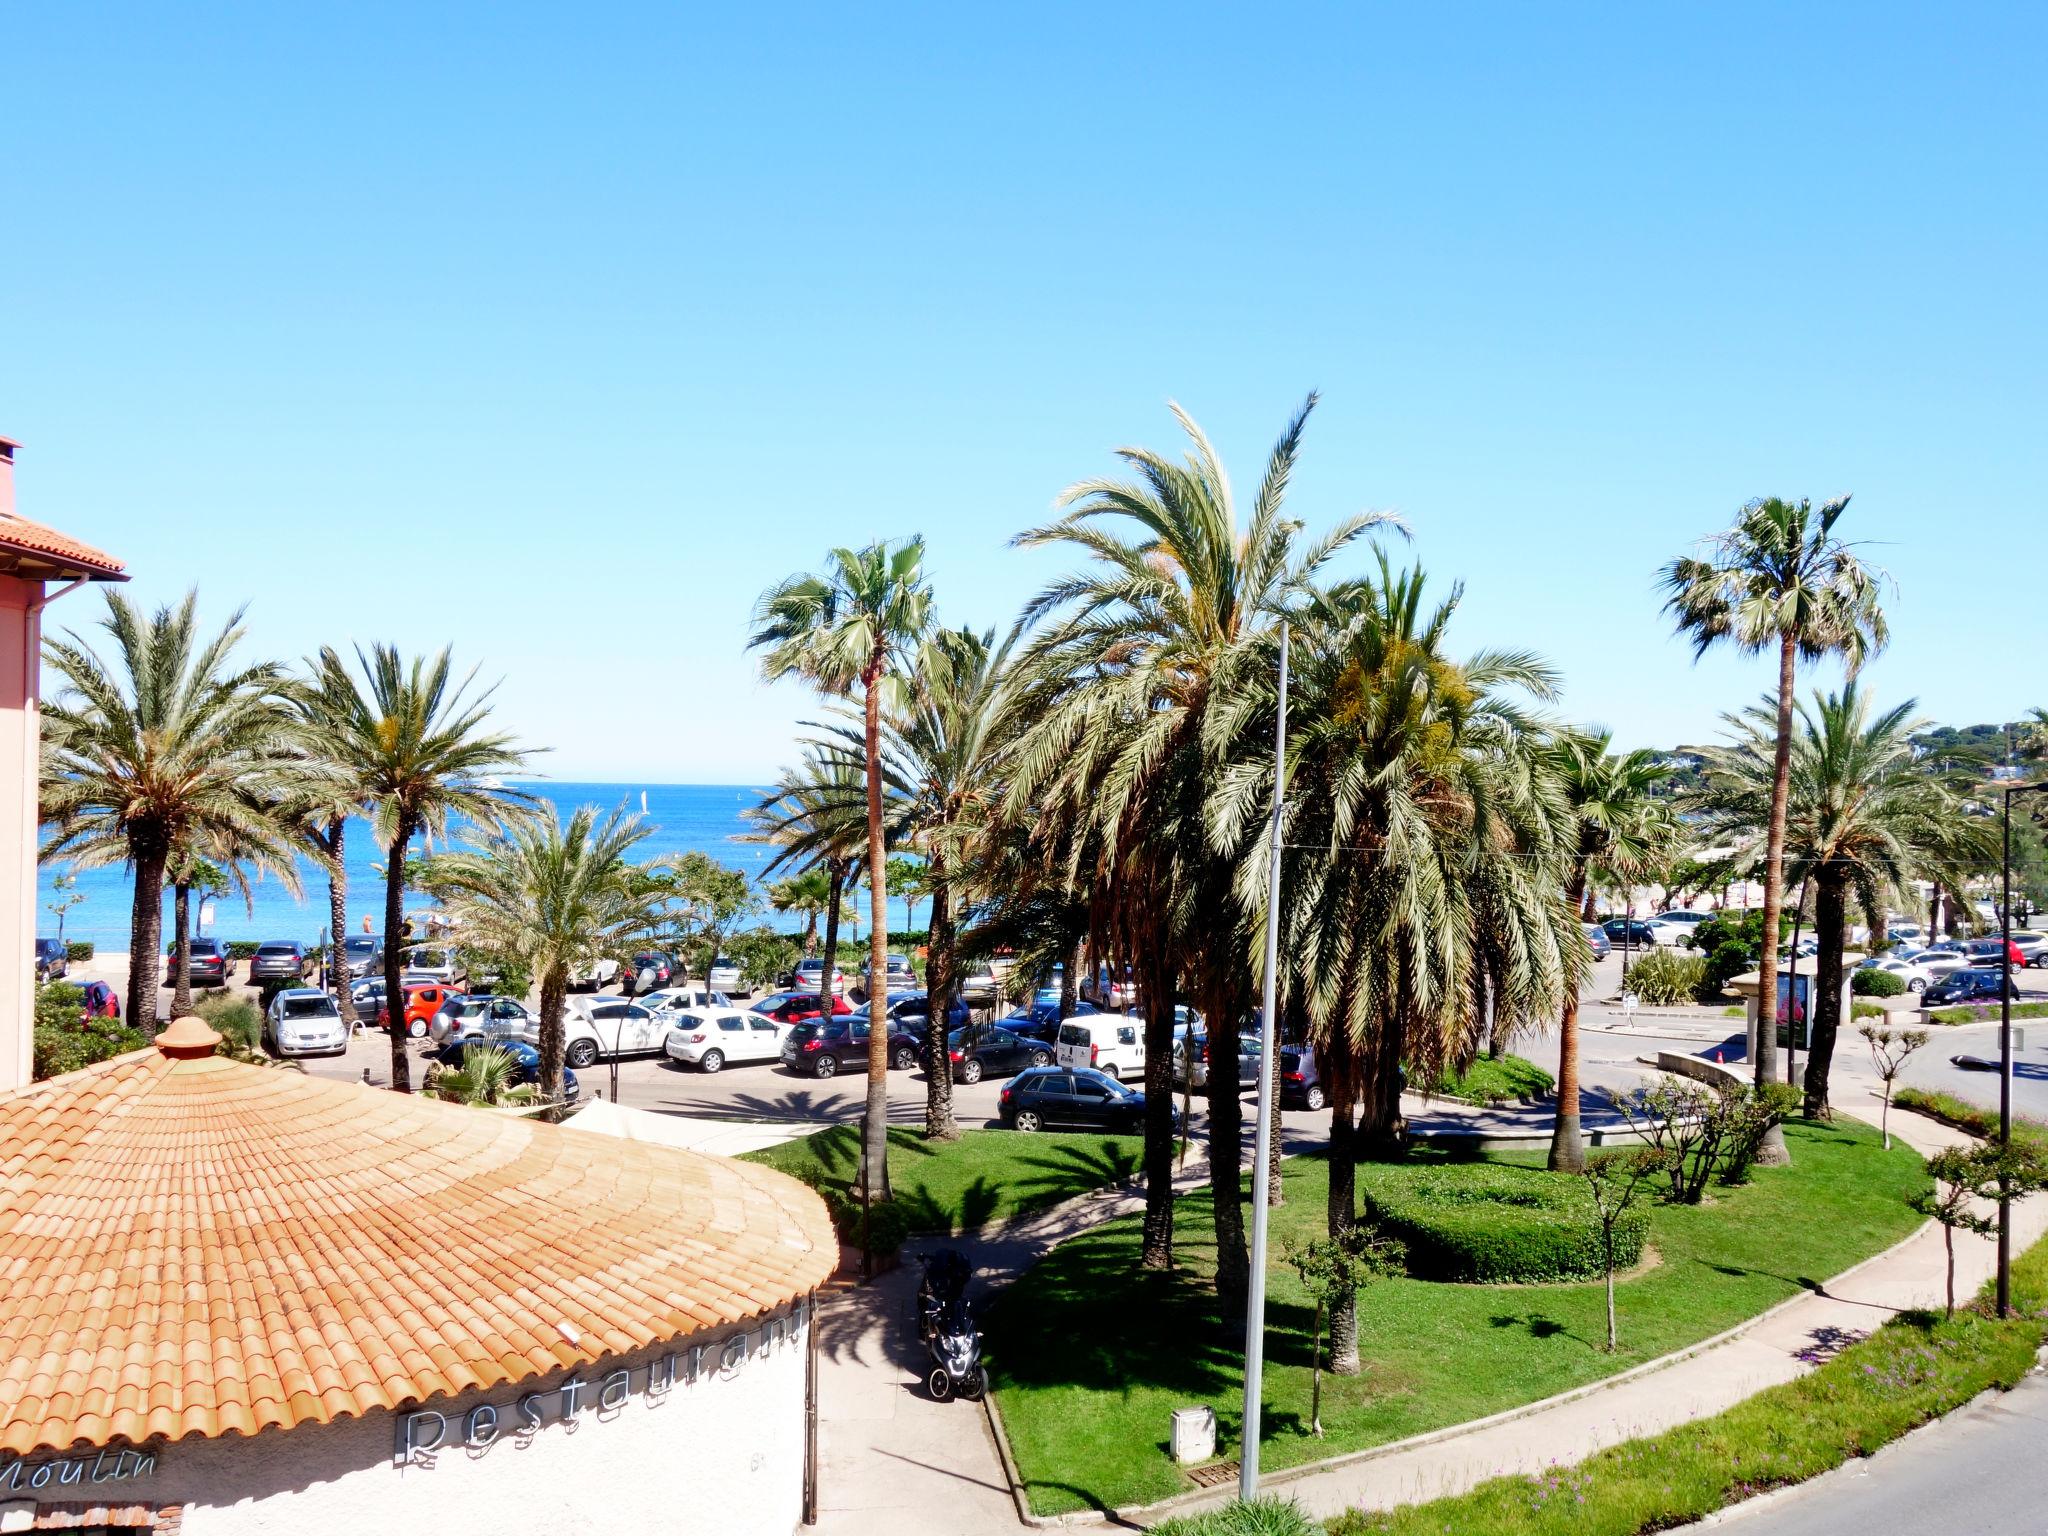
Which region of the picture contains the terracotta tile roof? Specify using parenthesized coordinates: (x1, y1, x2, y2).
(0, 512, 126, 580)
(0, 1031, 836, 1457)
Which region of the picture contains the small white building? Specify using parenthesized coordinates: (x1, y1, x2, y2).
(0, 1016, 837, 1534)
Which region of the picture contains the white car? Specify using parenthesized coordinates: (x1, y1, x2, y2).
(1858, 955, 1932, 993)
(560, 996, 668, 1067)
(569, 954, 622, 991)
(1054, 1014, 1146, 1081)
(401, 945, 465, 988)
(1886, 922, 1927, 946)
(1655, 910, 1713, 930)
(262, 988, 349, 1058)
(1902, 945, 1970, 978)
(706, 956, 746, 994)
(1642, 919, 1694, 947)
(639, 985, 734, 1016)
(663, 1008, 789, 1073)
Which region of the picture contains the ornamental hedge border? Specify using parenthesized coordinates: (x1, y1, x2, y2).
(1365, 1164, 1646, 1284)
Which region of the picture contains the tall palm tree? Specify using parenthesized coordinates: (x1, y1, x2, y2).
(1007, 395, 1389, 1297)
(289, 664, 379, 1027)
(1661, 495, 1888, 1141)
(1544, 731, 1673, 1170)
(308, 645, 531, 1092)
(40, 591, 303, 1027)
(1691, 684, 1992, 1114)
(1218, 561, 1577, 1369)
(423, 803, 664, 1102)
(751, 540, 932, 1200)
(768, 869, 833, 949)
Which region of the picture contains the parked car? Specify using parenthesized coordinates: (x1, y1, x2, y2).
(1656, 909, 1714, 929)
(706, 955, 746, 994)
(1858, 955, 1933, 993)
(34, 937, 68, 984)
(401, 945, 465, 988)
(347, 978, 389, 1029)
(640, 985, 735, 1017)
(560, 996, 668, 1067)
(569, 953, 622, 990)
(995, 998, 1101, 1046)
(247, 941, 308, 983)
(1171, 1030, 1262, 1091)
(429, 993, 541, 1048)
(790, 957, 848, 996)
(663, 1007, 788, 1072)
(1082, 964, 1139, 1010)
(1963, 937, 2027, 970)
(339, 934, 384, 980)
(262, 988, 349, 1058)
(1599, 918, 1661, 951)
(853, 990, 972, 1037)
(1923, 968, 2021, 1007)
(1278, 1044, 1325, 1110)
(959, 965, 999, 1006)
(1903, 944, 1971, 978)
(1582, 924, 1611, 960)
(998, 1066, 1175, 1134)
(780, 1016, 922, 1077)
(401, 981, 459, 1037)
(2012, 932, 2048, 969)
(1054, 1015, 1145, 1081)
(162, 936, 231, 988)
(622, 950, 682, 994)
(751, 990, 854, 1025)
(1886, 922, 1928, 946)
(945, 1025, 1054, 1084)
(436, 1035, 581, 1103)
(884, 953, 917, 987)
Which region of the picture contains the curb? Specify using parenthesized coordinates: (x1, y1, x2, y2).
(992, 1214, 1941, 1528)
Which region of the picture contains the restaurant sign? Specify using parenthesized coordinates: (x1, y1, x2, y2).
(397, 1300, 809, 1467)
(0, 1447, 157, 1491)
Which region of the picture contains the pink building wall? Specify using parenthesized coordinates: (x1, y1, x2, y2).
(0, 574, 37, 1090)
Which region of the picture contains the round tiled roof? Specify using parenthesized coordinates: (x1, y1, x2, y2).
(0, 1034, 836, 1455)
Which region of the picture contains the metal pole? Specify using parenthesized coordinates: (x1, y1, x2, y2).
(1240, 625, 1289, 1502)
(1999, 787, 2014, 1317)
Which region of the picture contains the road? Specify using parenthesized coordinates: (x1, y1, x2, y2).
(1697, 1370, 2048, 1536)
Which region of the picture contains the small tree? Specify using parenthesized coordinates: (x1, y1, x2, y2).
(45, 873, 86, 948)
(1285, 1225, 1404, 1437)
(1918, 1142, 2048, 1316)
(1581, 1149, 1673, 1350)
(1860, 1023, 1930, 1150)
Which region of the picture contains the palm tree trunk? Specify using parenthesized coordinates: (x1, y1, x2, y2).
(1206, 975, 1248, 1317)
(127, 835, 170, 1032)
(923, 858, 958, 1141)
(819, 862, 844, 1018)
(1326, 1047, 1361, 1375)
(327, 818, 358, 1029)
(537, 962, 568, 1103)
(1801, 865, 1849, 1117)
(169, 881, 193, 1016)
(1357, 998, 1407, 1158)
(1138, 927, 1177, 1272)
(861, 672, 893, 1203)
(1058, 940, 1078, 1023)
(1750, 634, 1798, 1165)
(1550, 866, 1591, 1171)
(383, 818, 414, 1094)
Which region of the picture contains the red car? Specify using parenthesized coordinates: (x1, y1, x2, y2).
(402, 982, 457, 1037)
(751, 990, 853, 1026)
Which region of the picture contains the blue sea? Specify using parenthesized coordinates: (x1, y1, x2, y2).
(37, 782, 913, 953)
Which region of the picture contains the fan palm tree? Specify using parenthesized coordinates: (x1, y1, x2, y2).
(427, 1043, 539, 1108)
(1217, 561, 1578, 1369)
(40, 590, 303, 1028)
(1691, 684, 1992, 1114)
(751, 540, 931, 1200)
(423, 802, 663, 1102)
(307, 645, 531, 1092)
(768, 869, 833, 950)
(1006, 395, 1390, 1296)
(1662, 495, 1888, 1134)
(1544, 730, 1674, 1170)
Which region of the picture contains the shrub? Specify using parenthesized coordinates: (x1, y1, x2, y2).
(194, 993, 264, 1055)
(1852, 968, 1906, 997)
(1153, 1499, 1319, 1536)
(1622, 949, 1707, 1006)
(1611, 1077, 1799, 1200)
(1852, 999, 1887, 1020)
(1365, 1164, 1646, 1284)
(1433, 1054, 1555, 1104)
(65, 940, 94, 961)
(32, 983, 148, 1079)
(1685, 910, 1786, 997)
(791, 1167, 911, 1261)
(226, 941, 263, 960)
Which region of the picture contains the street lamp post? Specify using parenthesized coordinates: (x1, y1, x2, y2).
(1998, 782, 2048, 1316)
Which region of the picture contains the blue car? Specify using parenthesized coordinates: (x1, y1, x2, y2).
(998, 998, 1102, 1045)
(438, 1033, 581, 1102)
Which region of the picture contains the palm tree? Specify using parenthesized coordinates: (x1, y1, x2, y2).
(1691, 684, 1992, 1114)
(2020, 707, 2048, 765)
(289, 665, 379, 1027)
(40, 591, 303, 1028)
(308, 645, 531, 1092)
(1662, 496, 1888, 1137)
(1007, 395, 1389, 1296)
(427, 1043, 539, 1108)
(751, 540, 932, 1200)
(748, 751, 891, 1019)
(768, 869, 833, 949)
(423, 803, 663, 1102)
(1545, 731, 1673, 1170)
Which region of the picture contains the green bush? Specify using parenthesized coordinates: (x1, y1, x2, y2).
(1366, 1164, 1646, 1283)
(1852, 967, 1906, 997)
(1622, 949, 1707, 1006)
(790, 1167, 911, 1260)
(32, 983, 148, 1079)
(1851, 999, 1886, 1020)
(65, 940, 94, 961)
(1153, 1498, 1318, 1536)
(1433, 1054, 1555, 1105)
(194, 993, 264, 1054)
(226, 940, 263, 960)
(1685, 910, 1785, 997)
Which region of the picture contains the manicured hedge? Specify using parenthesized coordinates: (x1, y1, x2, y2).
(1851, 967, 1906, 996)
(1365, 1164, 1646, 1284)
(65, 941, 94, 961)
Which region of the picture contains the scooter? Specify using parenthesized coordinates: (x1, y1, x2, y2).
(915, 1248, 985, 1401)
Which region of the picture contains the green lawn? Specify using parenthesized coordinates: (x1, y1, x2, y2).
(1894, 1086, 2048, 1153)
(1926, 999, 2048, 1025)
(741, 1124, 1140, 1233)
(989, 1117, 1927, 1516)
(1431, 1053, 1554, 1104)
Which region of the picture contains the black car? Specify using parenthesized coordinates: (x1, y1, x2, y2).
(857, 990, 973, 1034)
(167, 936, 230, 987)
(946, 1026, 1054, 1084)
(435, 1035, 581, 1103)
(624, 951, 681, 994)
(248, 941, 308, 983)
(1924, 968, 2021, 1007)
(998, 1065, 1174, 1134)
(34, 937, 68, 984)
(340, 933, 385, 980)
(780, 1016, 923, 1077)
(1600, 918, 1661, 950)
(1279, 1045, 1325, 1110)
(996, 998, 1101, 1046)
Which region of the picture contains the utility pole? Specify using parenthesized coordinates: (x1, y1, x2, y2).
(1240, 625, 1288, 1502)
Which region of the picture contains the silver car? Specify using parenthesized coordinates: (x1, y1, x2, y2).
(706, 955, 746, 995)
(263, 988, 348, 1058)
(428, 994, 540, 1048)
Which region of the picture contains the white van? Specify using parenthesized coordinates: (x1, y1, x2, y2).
(1055, 1015, 1145, 1080)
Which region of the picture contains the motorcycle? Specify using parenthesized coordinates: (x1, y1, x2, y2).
(914, 1248, 985, 1401)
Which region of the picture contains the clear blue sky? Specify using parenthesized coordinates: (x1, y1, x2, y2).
(5, 3, 2042, 782)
